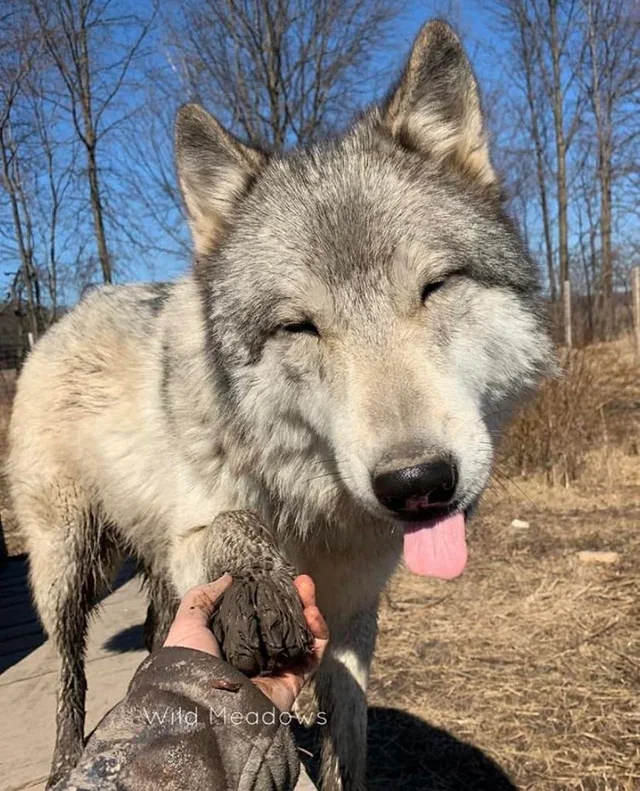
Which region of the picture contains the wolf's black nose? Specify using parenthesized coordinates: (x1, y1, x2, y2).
(372, 459, 458, 514)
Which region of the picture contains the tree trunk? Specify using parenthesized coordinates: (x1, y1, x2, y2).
(519, 13, 557, 301)
(600, 153, 613, 336)
(86, 143, 112, 284)
(586, 0, 614, 338)
(548, 1, 570, 306)
(77, 0, 112, 284)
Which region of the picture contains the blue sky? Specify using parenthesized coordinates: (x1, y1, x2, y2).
(16, 0, 631, 304)
(0, 1, 514, 301)
(137, 1, 504, 285)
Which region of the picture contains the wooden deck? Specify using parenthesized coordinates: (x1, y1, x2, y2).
(0, 557, 148, 791)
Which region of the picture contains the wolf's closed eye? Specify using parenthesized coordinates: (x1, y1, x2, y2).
(421, 280, 446, 302)
(280, 320, 320, 337)
(421, 269, 467, 304)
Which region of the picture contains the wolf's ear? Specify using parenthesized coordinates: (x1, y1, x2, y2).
(382, 21, 496, 190)
(175, 104, 265, 255)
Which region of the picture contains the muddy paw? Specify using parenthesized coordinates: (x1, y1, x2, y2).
(211, 576, 314, 677)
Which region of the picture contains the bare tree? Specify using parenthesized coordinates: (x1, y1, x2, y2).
(581, 0, 638, 337)
(0, 2, 100, 339)
(120, 92, 192, 264)
(574, 141, 599, 342)
(545, 0, 574, 306)
(0, 8, 42, 341)
(489, 0, 586, 342)
(27, 72, 79, 318)
(164, 0, 404, 150)
(501, 0, 558, 301)
(30, 0, 156, 284)
(118, 0, 406, 267)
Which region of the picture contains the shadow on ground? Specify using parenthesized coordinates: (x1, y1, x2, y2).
(0, 556, 46, 673)
(0, 557, 140, 672)
(294, 706, 518, 791)
(367, 707, 518, 790)
(103, 623, 146, 653)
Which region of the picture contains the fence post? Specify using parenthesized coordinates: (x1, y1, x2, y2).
(633, 266, 640, 360)
(563, 279, 572, 348)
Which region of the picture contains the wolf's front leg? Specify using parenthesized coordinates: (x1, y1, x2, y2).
(315, 609, 378, 791)
(170, 510, 313, 676)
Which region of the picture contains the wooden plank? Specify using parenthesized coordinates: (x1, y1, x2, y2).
(1, 581, 145, 684)
(1, 576, 147, 791)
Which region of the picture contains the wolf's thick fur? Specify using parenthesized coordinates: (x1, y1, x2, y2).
(8, 21, 552, 791)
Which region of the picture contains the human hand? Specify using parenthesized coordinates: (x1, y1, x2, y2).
(163, 573, 233, 656)
(163, 573, 329, 712)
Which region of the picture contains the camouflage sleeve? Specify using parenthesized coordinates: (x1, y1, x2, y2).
(53, 647, 301, 791)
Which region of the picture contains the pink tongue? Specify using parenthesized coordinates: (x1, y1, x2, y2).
(403, 512, 468, 579)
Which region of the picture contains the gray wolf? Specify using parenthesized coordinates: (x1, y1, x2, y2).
(7, 20, 552, 791)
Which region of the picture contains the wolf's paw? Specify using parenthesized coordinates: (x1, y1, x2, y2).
(211, 576, 314, 677)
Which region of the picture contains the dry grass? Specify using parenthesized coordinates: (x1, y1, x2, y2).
(1, 340, 638, 789)
(368, 480, 640, 790)
(500, 338, 639, 486)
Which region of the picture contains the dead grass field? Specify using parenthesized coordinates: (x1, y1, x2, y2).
(369, 481, 639, 790)
(1, 338, 638, 790)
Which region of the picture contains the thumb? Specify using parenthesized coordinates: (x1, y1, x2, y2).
(165, 574, 233, 642)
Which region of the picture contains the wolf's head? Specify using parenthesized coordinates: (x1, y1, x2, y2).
(175, 21, 553, 576)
